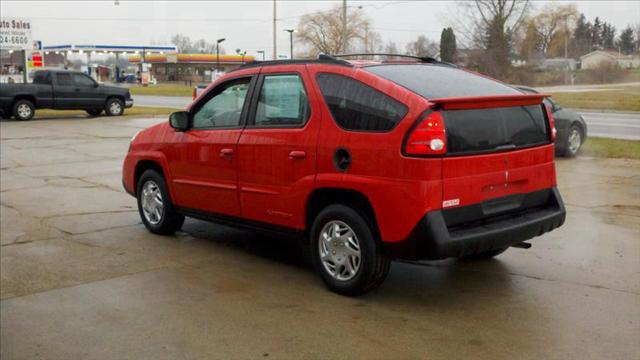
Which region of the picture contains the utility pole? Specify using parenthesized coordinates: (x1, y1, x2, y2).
(341, 0, 347, 53)
(273, 0, 277, 60)
(564, 15, 569, 85)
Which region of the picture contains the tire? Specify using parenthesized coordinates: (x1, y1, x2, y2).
(310, 204, 390, 296)
(462, 247, 508, 260)
(561, 125, 583, 157)
(86, 109, 102, 116)
(104, 98, 124, 116)
(136, 169, 184, 235)
(12, 99, 35, 121)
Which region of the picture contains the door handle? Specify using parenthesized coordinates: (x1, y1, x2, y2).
(219, 148, 234, 158)
(289, 150, 306, 159)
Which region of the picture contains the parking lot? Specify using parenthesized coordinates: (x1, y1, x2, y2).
(1, 115, 639, 359)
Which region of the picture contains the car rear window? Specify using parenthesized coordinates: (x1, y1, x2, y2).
(443, 105, 550, 155)
(364, 64, 520, 99)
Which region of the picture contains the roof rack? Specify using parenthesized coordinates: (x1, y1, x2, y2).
(331, 53, 458, 67)
(235, 55, 352, 71)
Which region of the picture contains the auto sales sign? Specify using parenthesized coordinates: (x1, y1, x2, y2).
(0, 18, 33, 50)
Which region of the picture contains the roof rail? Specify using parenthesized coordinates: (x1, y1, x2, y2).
(234, 55, 352, 71)
(332, 53, 458, 67)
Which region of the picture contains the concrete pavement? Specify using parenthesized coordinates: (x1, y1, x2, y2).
(1, 116, 639, 359)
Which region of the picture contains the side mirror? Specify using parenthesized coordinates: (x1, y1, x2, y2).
(169, 111, 190, 131)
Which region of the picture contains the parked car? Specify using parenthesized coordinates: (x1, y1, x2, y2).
(516, 86, 588, 157)
(0, 69, 133, 120)
(122, 56, 566, 295)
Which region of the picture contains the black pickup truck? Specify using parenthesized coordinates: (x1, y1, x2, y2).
(0, 69, 133, 120)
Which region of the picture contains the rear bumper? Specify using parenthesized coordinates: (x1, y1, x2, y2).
(385, 187, 566, 260)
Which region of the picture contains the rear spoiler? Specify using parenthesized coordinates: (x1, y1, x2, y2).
(428, 94, 550, 110)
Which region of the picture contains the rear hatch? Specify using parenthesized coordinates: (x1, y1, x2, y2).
(366, 64, 557, 210)
(434, 96, 555, 209)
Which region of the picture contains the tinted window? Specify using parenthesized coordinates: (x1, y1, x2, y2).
(443, 105, 549, 155)
(254, 74, 309, 126)
(73, 74, 95, 87)
(56, 73, 73, 86)
(33, 71, 51, 84)
(192, 78, 250, 129)
(316, 73, 407, 131)
(365, 64, 520, 99)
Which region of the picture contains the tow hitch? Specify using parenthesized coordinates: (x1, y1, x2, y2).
(511, 242, 532, 249)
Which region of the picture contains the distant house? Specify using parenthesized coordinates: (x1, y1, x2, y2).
(580, 50, 640, 69)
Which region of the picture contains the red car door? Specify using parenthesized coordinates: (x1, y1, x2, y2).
(236, 65, 322, 229)
(166, 75, 256, 217)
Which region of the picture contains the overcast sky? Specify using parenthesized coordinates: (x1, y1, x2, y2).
(1, 0, 639, 59)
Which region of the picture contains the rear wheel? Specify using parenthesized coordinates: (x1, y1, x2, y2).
(310, 204, 390, 296)
(562, 125, 583, 157)
(462, 247, 508, 260)
(105, 98, 124, 116)
(86, 109, 102, 116)
(12, 100, 35, 121)
(136, 169, 184, 235)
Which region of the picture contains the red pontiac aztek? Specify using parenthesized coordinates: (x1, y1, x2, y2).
(122, 54, 566, 295)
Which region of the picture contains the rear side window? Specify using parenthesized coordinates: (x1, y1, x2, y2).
(443, 105, 549, 155)
(365, 64, 520, 99)
(316, 73, 407, 132)
(56, 73, 73, 86)
(254, 74, 309, 127)
(72, 73, 96, 87)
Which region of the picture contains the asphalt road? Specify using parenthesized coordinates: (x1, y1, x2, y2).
(133, 95, 640, 140)
(1, 115, 639, 359)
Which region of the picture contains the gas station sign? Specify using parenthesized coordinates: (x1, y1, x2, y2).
(0, 18, 33, 50)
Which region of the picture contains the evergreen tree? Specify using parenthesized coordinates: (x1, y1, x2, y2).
(570, 14, 592, 57)
(617, 26, 635, 54)
(602, 23, 616, 50)
(440, 27, 457, 62)
(592, 17, 602, 49)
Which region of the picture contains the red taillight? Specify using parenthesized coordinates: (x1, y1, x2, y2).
(404, 111, 447, 156)
(192, 87, 197, 100)
(545, 104, 556, 141)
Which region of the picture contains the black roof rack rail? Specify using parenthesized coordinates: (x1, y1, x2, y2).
(332, 53, 458, 67)
(233, 55, 352, 72)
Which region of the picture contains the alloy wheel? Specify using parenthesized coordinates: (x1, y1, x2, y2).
(141, 180, 164, 225)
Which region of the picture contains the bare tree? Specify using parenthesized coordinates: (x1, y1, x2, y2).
(171, 34, 193, 53)
(296, 6, 372, 56)
(405, 35, 439, 57)
(530, 3, 578, 55)
(451, 0, 531, 79)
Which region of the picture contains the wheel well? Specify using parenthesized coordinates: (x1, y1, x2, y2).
(133, 160, 164, 195)
(305, 188, 379, 235)
(105, 95, 125, 105)
(13, 95, 36, 108)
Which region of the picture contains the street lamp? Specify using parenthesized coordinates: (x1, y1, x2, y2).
(216, 38, 226, 72)
(283, 29, 295, 59)
(257, 50, 265, 61)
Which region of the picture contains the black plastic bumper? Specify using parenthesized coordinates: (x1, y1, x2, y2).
(385, 187, 566, 260)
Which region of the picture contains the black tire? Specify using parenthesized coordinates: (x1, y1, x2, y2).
(104, 98, 124, 116)
(12, 99, 35, 121)
(561, 125, 583, 157)
(86, 109, 102, 116)
(136, 169, 184, 235)
(462, 247, 508, 260)
(310, 204, 390, 296)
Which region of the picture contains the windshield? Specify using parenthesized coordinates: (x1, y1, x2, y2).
(364, 64, 521, 99)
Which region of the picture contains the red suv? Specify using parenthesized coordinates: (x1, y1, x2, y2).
(122, 55, 566, 295)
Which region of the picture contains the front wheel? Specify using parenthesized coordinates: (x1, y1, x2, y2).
(136, 170, 184, 235)
(12, 100, 35, 121)
(310, 204, 390, 296)
(105, 98, 124, 116)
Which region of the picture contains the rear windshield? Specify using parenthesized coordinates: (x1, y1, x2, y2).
(364, 64, 520, 98)
(443, 105, 550, 155)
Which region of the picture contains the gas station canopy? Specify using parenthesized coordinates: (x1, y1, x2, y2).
(42, 44, 177, 55)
